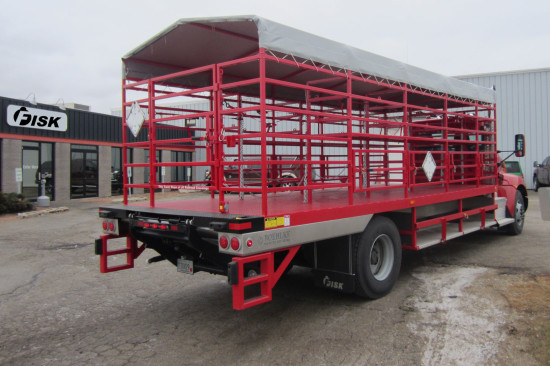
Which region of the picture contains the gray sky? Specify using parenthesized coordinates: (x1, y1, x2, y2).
(1, 0, 549, 114)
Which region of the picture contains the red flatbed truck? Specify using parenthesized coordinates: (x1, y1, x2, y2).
(96, 16, 528, 310)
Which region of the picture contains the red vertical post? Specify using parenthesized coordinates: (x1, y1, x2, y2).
(402, 84, 408, 198)
(346, 70, 353, 205)
(306, 89, 312, 203)
(214, 65, 225, 206)
(475, 104, 480, 187)
(443, 94, 449, 192)
(298, 101, 309, 195)
(411, 206, 418, 249)
(364, 101, 370, 195)
(208, 69, 215, 199)
(319, 104, 325, 184)
(148, 79, 156, 207)
(493, 104, 497, 185)
(238, 93, 244, 199)
(122, 79, 128, 205)
(259, 48, 268, 216)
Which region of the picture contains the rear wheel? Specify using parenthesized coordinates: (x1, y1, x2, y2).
(507, 190, 525, 235)
(533, 177, 539, 192)
(280, 173, 297, 187)
(354, 216, 402, 299)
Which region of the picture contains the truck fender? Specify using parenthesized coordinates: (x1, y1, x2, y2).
(498, 173, 528, 215)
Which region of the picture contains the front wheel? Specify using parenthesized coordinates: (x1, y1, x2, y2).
(533, 177, 540, 192)
(354, 216, 402, 299)
(507, 190, 525, 235)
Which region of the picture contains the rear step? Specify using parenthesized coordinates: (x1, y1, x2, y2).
(229, 246, 300, 310)
(96, 234, 145, 273)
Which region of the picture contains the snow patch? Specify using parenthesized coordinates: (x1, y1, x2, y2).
(407, 266, 507, 366)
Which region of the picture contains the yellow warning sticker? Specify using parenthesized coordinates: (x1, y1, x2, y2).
(265, 216, 286, 229)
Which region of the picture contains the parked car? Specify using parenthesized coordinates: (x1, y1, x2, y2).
(205, 157, 301, 187)
(225, 158, 300, 187)
(533, 157, 550, 192)
(111, 168, 123, 194)
(504, 161, 523, 179)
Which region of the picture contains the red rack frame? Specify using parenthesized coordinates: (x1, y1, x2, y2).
(120, 47, 497, 219)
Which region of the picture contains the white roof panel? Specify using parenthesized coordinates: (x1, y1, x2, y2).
(123, 15, 495, 103)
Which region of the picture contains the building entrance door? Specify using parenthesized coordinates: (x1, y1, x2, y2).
(71, 147, 98, 199)
(21, 141, 54, 201)
(22, 148, 39, 199)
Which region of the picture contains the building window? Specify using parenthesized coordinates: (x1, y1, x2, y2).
(22, 141, 54, 201)
(71, 144, 98, 199)
(171, 151, 192, 182)
(111, 147, 122, 195)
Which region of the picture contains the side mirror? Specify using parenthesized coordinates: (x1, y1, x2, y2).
(533, 161, 539, 168)
(514, 134, 525, 157)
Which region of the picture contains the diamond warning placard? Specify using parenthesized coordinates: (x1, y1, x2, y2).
(422, 151, 437, 182)
(126, 101, 146, 138)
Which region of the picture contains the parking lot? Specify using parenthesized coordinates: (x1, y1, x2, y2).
(0, 191, 549, 365)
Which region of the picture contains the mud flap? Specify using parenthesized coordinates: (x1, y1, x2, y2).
(313, 270, 356, 294)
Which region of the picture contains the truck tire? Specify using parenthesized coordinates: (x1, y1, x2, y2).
(533, 176, 539, 192)
(354, 216, 402, 299)
(507, 190, 525, 235)
(280, 173, 297, 187)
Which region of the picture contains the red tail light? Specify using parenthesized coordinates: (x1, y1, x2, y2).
(101, 219, 119, 235)
(220, 236, 229, 249)
(230, 237, 240, 251)
(246, 239, 253, 247)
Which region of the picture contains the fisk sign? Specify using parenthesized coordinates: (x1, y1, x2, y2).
(7, 105, 67, 132)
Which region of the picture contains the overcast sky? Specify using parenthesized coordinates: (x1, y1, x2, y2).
(1, 0, 549, 114)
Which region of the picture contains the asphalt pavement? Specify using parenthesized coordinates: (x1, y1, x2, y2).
(0, 191, 548, 365)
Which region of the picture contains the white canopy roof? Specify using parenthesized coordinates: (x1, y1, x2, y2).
(123, 15, 495, 104)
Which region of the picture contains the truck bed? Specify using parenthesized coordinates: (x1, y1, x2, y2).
(105, 184, 496, 228)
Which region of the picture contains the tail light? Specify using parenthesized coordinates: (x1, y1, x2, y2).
(230, 237, 240, 251)
(102, 218, 119, 235)
(136, 219, 174, 231)
(220, 236, 229, 249)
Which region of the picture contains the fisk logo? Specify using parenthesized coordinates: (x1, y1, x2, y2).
(7, 105, 67, 132)
(323, 275, 344, 290)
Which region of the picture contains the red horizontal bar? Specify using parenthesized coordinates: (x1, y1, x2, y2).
(416, 204, 498, 229)
(242, 274, 270, 286)
(105, 248, 131, 256)
(239, 295, 271, 310)
(103, 264, 133, 273)
(150, 64, 215, 83)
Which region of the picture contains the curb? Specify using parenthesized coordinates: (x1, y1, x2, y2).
(18, 207, 70, 219)
(111, 196, 147, 203)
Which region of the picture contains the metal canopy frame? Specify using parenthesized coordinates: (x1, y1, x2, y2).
(122, 15, 495, 104)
